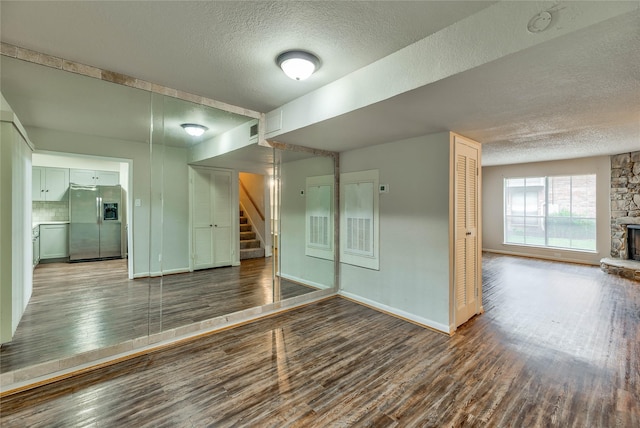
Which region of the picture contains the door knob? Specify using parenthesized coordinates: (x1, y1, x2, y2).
(209, 224, 213, 227)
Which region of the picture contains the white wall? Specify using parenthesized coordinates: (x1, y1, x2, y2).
(26, 127, 191, 277)
(0, 120, 33, 343)
(482, 156, 611, 265)
(189, 119, 258, 164)
(32, 153, 121, 172)
(158, 145, 190, 274)
(279, 156, 334, 289)
(339, 132, 451, 332)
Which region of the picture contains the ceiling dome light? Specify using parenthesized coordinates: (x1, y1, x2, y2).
(180, 123, 208, 137)
(276, 50, 320, 81)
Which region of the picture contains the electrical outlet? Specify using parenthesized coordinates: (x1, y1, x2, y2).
(135, 198, 141, 207)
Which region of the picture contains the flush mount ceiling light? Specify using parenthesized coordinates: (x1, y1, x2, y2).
(180, 123, 208, 137)
(276, 50, 320, 81)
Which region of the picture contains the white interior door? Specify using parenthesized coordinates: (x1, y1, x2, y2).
(454, 135, 481, 327)
(190, 167, 234, 270)
(192, 168, 214, 270)
(212, 170, 232, 266)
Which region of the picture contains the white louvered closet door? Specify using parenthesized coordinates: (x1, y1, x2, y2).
(454, 137, 480, 327)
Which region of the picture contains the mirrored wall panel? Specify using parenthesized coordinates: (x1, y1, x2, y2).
(0, 55, 154, 375)
(273, 150, 336, 300)
(150, 93, 281, 333)
(0, 51, 337, 392)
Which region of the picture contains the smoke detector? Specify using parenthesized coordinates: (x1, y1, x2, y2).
(527, 11, 553, 33)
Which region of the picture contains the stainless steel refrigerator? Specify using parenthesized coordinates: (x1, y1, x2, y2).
(69, 184, 122, 261)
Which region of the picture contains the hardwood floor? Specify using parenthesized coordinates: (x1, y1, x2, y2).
(1, 253, 638, 426)
(0, 257, 313, 373)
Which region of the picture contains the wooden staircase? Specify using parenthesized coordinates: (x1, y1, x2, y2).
(240, 208, 264, 260)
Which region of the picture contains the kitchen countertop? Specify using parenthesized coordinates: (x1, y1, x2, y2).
(33, 221, 70, 228)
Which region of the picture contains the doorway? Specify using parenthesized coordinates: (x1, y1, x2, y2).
(32, 152, 134, 279)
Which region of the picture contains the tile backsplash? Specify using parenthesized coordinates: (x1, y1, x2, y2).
(33, 201, 69, 222)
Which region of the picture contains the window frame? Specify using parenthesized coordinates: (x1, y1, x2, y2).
(503, 174, 597, 252)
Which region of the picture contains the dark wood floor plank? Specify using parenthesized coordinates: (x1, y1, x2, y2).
(0, 257, 312, 373)
(1, 253, 639, 426)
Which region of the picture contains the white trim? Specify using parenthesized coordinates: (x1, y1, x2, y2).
(339, 291, 451, 334)
(279, 273, 330, 290)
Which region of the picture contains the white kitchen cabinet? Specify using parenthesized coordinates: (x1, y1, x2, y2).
(32, 167, 70, 201)
(39, 224, 69, 259)
(70, 169, 119, 186)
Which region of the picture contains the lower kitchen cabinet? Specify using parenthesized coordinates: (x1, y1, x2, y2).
(40, 224, 69, 259)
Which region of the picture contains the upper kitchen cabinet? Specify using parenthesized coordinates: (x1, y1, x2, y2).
(32, 166, 69, 201)
(70, 169, 119, 186)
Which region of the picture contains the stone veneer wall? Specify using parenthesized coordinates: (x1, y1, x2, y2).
(610, 151, 640, 258)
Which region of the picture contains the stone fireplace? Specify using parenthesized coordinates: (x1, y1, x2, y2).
(629, 225, 640, 261)
(601, 151, 640, 280)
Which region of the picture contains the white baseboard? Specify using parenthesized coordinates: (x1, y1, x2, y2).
(339, 291, 451, 334)
(133, 267, 190, 279)
(483, 248, 599, 266)
(279, 273, 330, 290)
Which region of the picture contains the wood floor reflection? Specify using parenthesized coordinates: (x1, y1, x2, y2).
(0, 257, 313, 373)
(1, 253, 638, 426)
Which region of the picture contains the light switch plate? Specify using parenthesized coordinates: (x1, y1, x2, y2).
(379, 184, 389, 193)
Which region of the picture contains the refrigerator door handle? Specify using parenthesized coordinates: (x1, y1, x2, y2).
(97, 196, 103, 223)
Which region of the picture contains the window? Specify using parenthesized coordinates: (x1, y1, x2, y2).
(504, 175, 596, 251)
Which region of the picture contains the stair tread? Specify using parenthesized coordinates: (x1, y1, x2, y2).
(240, 247, 265, 260)
(240, 239, 261, 249)
(239, 206, 260, 259)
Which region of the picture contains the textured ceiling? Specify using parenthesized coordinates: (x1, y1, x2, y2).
(1, 1, 638, 166)
(276, 10, 640, 165)
(0, 1, 494, 112)
(0, 56, 253, 147)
